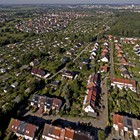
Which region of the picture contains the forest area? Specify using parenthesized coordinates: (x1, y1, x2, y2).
(109, 12, 140, 37)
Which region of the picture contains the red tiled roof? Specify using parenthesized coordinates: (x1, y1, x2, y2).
(8, 118, 21, 132)
(87, 82, 96, 89)
(42, 124, 64, 139)
(86, 86, 97, 107)
(31, 68, 45, 76)
(53, 126, 62, 137)
(101, 51, 108, 56)
(25, 123, 38, 138)
(65, 128, 74, 139)
(113, 114, 124, 129)
(111, 77, 136, 88)
(117, 53, 123, 58)
(101, 66, 108, 72)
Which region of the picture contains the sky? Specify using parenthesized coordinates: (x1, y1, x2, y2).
(0, 0, 140, 4)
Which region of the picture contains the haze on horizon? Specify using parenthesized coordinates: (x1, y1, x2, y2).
(0, 0, 140, 4)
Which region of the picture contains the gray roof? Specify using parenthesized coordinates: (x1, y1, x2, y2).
(17, 121, 27, 135)
(13, 96, 21, 103)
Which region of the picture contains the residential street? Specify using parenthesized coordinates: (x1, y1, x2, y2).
(24, 75, 108, 130)
(100, 76, 108, 128)
(110, 42, 114, 78)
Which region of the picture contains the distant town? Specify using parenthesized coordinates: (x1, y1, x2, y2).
(0, 4, 140, 140)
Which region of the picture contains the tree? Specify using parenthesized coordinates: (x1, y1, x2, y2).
(98, 130, 106, 140)
(0, 130, 2, 138)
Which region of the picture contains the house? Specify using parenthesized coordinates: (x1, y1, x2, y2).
(0, 68, 6, 73)
(67, 49, 75, 56)
(100, 65, 108, 73)
(11, 81, 18, 88)
(117, 53, 123, 58)
(31, 68, 46, 78)
(52, 98, 62, 113)
(83, 73, 99, 117)
(89, 55, 96, 60)
(44, 97, 53, 112)
(91, 51, 96, 56)
(121, 70, 131, 79)
(30, 59, 40, 67)
(31, 94, 40, 107)
(132, 119, 140, 138)
(84, 86, 97, 115)
(50, 81, 60, 89)
(73, 130, 94, 140)
(64, 128, 74, 140)
(100, 55, 109, 63)
(24, 123, 39, 140)
(42, 124, 94, 140)
(8, 118, 21, 132)
(62, 70, 76, 80)
(111, 77, 136, 92)
(123, 116, 133, 134)
(3, 85, 12, 93)
(31, 94, 62, 114)
(13, 96, 21, 103)
(87, 73, 99, 86)
(119, 65, 127, 72)
(78, 62, 84, 70)
(8, 118, 39, 140)
(113, 114, 140, 138)
(113, 114, 124, 132)
(42, 124, 65, 140)
(104, 42, 109, 46)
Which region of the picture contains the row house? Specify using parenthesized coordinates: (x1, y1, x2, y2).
(83, 74, 99, 117)
(89, 43, 99, 60)
(115, 44, 125, 66)
(31, 94, 62, 114)
(42, 123, 94, 140)
(87, 73, 99, 86)
(115, 44, 131, 77)
(120, 38, 139, 44)
(111, 77, 136, 92)
(113, 114, 140, 138)
(8, 118, 39, 140)
(119, 65, 131, 79)
(83, 86, 97, 116)
(100, 43, 109, 63)
(133, 44, 140, 56)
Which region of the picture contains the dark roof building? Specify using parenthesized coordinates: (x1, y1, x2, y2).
(8, 118, 39, 140)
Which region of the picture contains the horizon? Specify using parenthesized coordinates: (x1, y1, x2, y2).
(0, 0, 140, 5)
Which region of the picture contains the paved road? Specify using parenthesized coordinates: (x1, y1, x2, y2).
(100, 76, 108, 128)
(73, 43, 92, 62)
(48, 68, 64, 80)
(110, 42, 114, 78)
